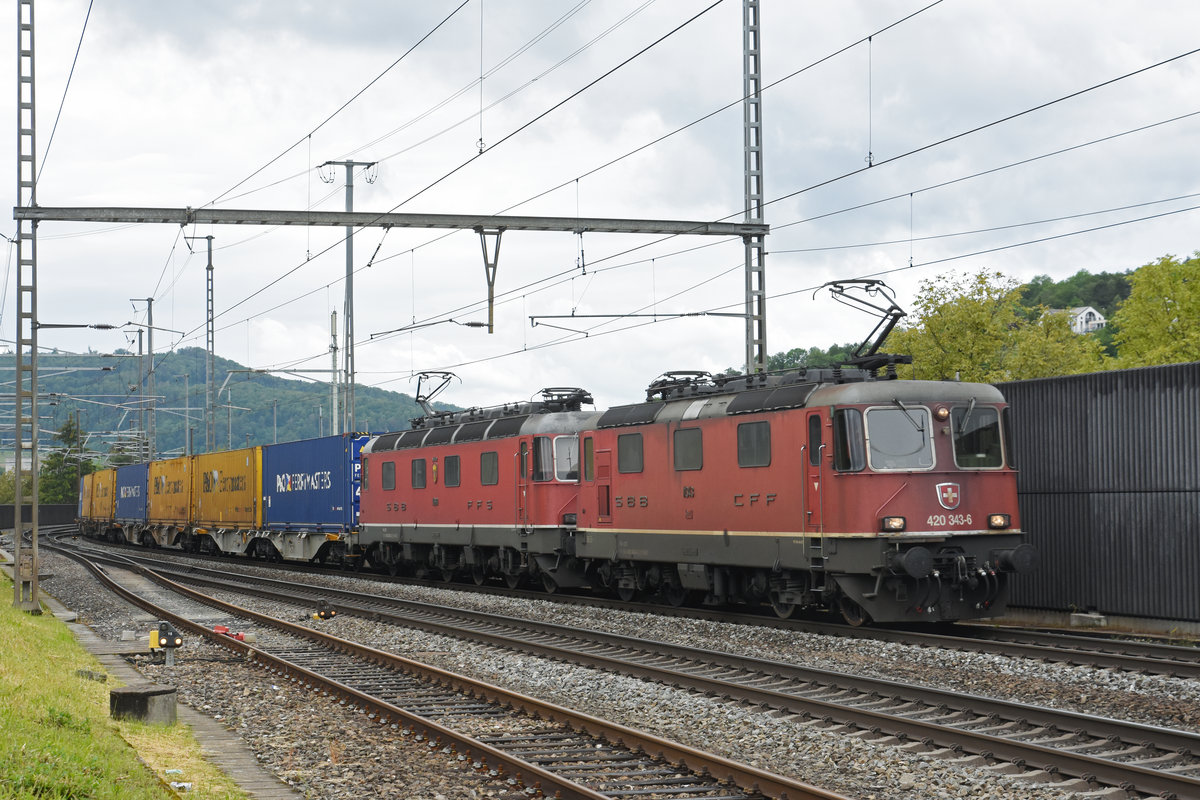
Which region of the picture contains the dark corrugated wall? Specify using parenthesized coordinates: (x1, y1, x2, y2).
(998, 362, 1200, 621)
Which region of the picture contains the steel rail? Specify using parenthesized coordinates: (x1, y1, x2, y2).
(49, 541, 847, 800)
(138, 557, 1200, 800)
(65, 531, 1200, 678)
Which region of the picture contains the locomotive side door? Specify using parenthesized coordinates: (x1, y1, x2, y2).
(803, 411, 825, 533)
(595, 449, 613, 525)
(517, 438, 531, 529)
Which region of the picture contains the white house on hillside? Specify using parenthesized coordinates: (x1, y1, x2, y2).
(1047, 306, 1107, 334)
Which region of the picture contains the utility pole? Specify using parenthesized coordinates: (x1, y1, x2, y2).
(135, 328, 144, 459)
(74, 408, 83, 492)
(185, 235, 215, 453)
(329, 311, 338, 435)
(178, 373, 190, 456)
(130, 297, 156, 460)
(320, 159, 375, 435)
(743, 0, 767, 373)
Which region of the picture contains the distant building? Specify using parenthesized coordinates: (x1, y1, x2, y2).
(1046, 306, 1106, 334)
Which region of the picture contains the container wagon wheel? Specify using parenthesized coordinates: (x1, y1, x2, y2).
(542, 573, 558, 594)
(616, 583, 636, 602)
(471, 562, 486, 586)
(504, 572, 522, 589)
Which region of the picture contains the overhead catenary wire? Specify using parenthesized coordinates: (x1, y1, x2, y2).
(181, 0, 950, 354)
(211, 0, 612, 208)
(133, 99, 1200, 373)
(108, 10, 1195, 400)
(170, 0, 725, 347)
(204, 0, 472, 210)
(38, 0, 93, 187)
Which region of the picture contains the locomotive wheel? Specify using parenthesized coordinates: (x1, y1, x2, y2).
(616, 584, 636, 602)
(661, 582, 688, 608)
(838, 595, 869, 627)
(471, 563, 486, 586)
(769, 594, 796, 619)
(504, 572, 523, 589)
(439, 568, 455, 583)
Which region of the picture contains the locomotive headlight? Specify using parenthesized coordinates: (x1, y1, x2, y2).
(988, 514, 1011, 530)
(934, 406, 950, 421)
(881, 516, 906, 532)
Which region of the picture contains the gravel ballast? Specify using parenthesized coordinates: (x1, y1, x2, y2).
(34, 542, 1199, 800)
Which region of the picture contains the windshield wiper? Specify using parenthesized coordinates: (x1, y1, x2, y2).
(957, 397, 977, 435)
(892, 398, 925, 433)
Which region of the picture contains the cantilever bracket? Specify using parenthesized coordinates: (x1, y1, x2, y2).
(475, 226, 505, 333)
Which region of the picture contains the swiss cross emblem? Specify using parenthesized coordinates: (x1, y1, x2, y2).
(937, 482, 961, 510)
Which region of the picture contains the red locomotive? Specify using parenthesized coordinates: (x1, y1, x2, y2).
(358, 367, 1036, 624)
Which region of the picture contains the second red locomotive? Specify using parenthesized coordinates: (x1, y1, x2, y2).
(358, 368, 1036, 624)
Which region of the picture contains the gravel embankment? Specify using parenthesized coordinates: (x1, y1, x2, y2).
(36, 543, 1200, 800)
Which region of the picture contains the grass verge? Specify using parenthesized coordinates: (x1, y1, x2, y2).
(0, 573, 249, 799)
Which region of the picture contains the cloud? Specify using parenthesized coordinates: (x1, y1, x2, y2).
(4, 0, 1198, 415)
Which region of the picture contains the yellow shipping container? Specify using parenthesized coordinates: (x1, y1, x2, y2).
(148, 456, 191, 524)
(88, 469, 116, 521)
(191, 447, 262, 529)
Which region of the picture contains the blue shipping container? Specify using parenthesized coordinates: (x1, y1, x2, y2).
(114, 463, 149, 522)
(261, 434, 369, 533)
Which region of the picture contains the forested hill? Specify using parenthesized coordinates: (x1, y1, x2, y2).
(5, 347, 452, 455)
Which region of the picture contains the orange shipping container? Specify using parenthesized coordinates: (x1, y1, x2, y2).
(148, 456, 191, 524)
(88, 469, 116, 522)
(191, 447, 262, 529)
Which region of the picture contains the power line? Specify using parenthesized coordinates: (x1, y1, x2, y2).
(204, 1, 471, 209)
(771, 191, 1200, 255)
(38, 0, 93, 186)
(174, 1, 725, 345)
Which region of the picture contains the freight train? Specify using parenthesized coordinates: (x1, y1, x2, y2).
(77, 368, 1036, 625)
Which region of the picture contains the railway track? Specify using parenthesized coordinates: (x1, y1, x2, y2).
(46, 536, 847, 800)
(69, 531, 1200, 679)
(72, 531, 1200, 680)
(75, 545, 1200, 800)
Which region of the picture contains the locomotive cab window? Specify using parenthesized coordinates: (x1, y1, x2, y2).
(444, 454, 461, 487)
(381, 461, 396, 491)
(832, 409, 866, 472)
(412, 458, 427, 489)
(481, 451, 499, 486)
(1002, 407, 1016, 468)
(737, 421, 770, 467)
(865, 405, 934, 471)
(617, 433, 643, 473)
(532, 437, 554, 482)
(674, 428, 703, 471)
(952, 405, 1004, 468)
(555, 436, 580, 481)
(361, 459, 369, 491)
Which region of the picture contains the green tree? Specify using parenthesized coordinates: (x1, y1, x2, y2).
(764, 342, 857, 371)
(1110, 253, 1200, 368)
(887, 269, 1109, 381)
(39, 417, 98, 505)
(0, 469, 32, 505)
(1021, 269, 1131, 318)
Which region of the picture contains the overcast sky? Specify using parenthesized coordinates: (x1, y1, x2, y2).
(3, 0, 1198, 419)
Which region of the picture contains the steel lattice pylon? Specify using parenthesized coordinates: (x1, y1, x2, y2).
(13, 0, 40, 612)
